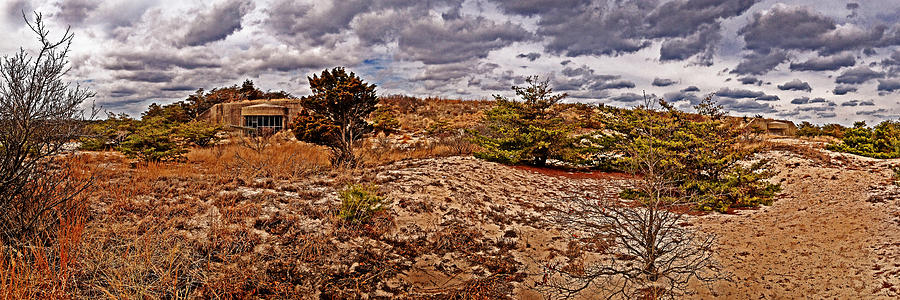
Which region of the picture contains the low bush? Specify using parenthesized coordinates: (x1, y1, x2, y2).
(371, 106, 401, 136)
(827, 120, 900, 159)
(796, 121, 847, 138)
(79, 113, 138, 151)
(471, 76, 589, 166)
(118, 117, 187, 162)
(175, 120, 222, 147)
(337, 184, 387, 225)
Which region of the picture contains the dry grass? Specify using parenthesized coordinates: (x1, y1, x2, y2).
(0, 97, 504, 298)
(360, 133, 476, 166)
(766, 140, 834, 166)
(380, 95, 494, 132)
(189, 140, 331, 182)
(0, 166, 89, 299)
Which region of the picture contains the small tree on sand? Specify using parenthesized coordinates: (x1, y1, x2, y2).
(0, 13, 94, 245)
(471, 76, 578, 166)
(537, 100, 724, 299)
(290, 67, 378, 167)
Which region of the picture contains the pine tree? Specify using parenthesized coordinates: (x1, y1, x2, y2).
(290, 67, 378, 167)
(471, 76, 578, 166)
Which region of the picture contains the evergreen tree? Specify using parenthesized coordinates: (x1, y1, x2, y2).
(290, 67, 378, 167)
(471, 76, 579, 166)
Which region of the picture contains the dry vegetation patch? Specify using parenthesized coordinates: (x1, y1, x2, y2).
(44, 142, 639, 299)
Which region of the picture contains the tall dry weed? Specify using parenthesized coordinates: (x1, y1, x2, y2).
(0, 185, 88, 299)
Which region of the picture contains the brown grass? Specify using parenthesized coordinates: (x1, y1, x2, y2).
(0, 97, 502, 298)
(0, 169, 89, 299)
(766, 140, 833, 165)
(360, 134, 475, 166)
(380, 95, 494, 132)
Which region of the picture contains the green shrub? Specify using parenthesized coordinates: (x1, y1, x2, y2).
(604, 97, 780, 212)
(175, 120, 222, 147)
(471, 76, 587, 166)
(79, 113, 138, 151)
(371, 106, 400, 136)
(337, 184, 387, 225)
(827, 120, 900, 159)
(118, 117, 187, 162)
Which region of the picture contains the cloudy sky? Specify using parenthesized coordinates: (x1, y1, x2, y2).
(2, 0, 899, 124)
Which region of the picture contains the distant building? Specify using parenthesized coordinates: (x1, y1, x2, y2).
(731, 117, 798, 136)
(199, 98, 302, 132)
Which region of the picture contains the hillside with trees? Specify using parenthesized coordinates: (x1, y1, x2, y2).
(2, 13, 900, 300)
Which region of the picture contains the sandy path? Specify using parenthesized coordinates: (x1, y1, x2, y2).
(691, 150, 900, 299)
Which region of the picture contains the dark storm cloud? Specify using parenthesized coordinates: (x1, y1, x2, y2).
(833, 85, 857, 95)
(492, 0, 589, 16)
(644, 0, 757, 38)
(94, 1, 157, 36)
(715, 87, 764, 99)
(835, 66, 885, 84)
(109, 87, 138, 98)
(266, 0, 372, 46)
(790, 96, 809, 104)
(717, 98, 776, 113)
(593, 80, 635, 90)
(647, 0, 757, 62)
(841, 100, 860, 106)
(883, 50, 900, 75)
(398, 16, 532, 65)
(738, 77, 761, 85)
(55, 0, 98, 25)
(777, 79, 812, 92)
(739, 6, 834, 52)
(181, 0, 252, 47)
(4, 0, 30, 25)
(611, 92, 646, 103)
(535, 1, 652, 57)
(878, 78, 900, 92)
(791, 96, 829, 105)
(731, 51, 788, 75)
(789, 53, 856, 71)
(234, 46, 338, 73)
(495, 0, 755, 62)
(681, 86, 700, 92)
(796, 105, 834, 112)
(659, 23, 720, 64)
(856, 108, 888, 115)
(116, 71, 175, 83)
(755, 94, 779, 101)
(160, 85, 196, 92)
(739, 5, 891, 56)
(414, 61, 498, 82)
(652, 77, 677, 86)
(847, 3, 859, 18)
(552, 65, 637, 94)
(663, 91, 700, 103)
(102, 50, 221, 71)
(516, 52, 541, 61)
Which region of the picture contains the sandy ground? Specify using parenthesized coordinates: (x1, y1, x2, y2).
(372, 146, 900, 299)
(690, 149, 900, 299)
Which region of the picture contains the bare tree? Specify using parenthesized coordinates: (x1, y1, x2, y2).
(537, 102, 724, 299)
(0, 13, 94, 245)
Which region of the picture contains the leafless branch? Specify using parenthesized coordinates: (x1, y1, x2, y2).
(0, 12, 95, 246)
